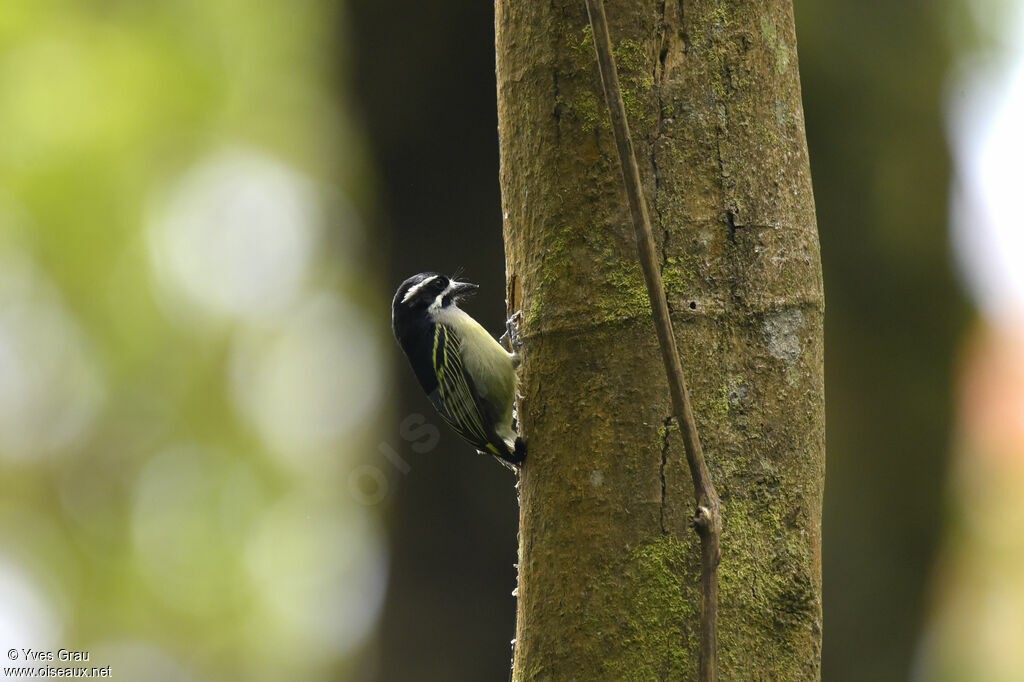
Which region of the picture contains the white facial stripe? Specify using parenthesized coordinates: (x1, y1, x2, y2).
(428, 281, 458, 313)
(402, 275, 439, 304)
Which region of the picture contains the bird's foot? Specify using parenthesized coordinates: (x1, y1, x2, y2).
(501, 310, 524, 353)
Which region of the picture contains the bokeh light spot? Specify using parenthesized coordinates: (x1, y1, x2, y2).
(229, 292, 384, 470)
(0, 249, 105, 461)
(147, 148, 320, 323)
(132, 446, 262, 615)
(245, 495, 388, 659)
(0, 556, 61, 650)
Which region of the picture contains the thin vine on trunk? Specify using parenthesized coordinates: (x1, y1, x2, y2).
(583, 0, 722, 678)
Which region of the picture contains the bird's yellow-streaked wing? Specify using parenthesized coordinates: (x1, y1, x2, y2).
(431, 324, 492, 450)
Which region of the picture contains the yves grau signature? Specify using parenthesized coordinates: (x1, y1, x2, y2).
(9, 650, 90, 663)
(4, 649, 111, 678)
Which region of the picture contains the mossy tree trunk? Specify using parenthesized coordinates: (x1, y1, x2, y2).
(496, 0, 824, 679)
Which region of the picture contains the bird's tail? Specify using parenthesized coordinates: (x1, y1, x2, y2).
(488, 436, 526, 471)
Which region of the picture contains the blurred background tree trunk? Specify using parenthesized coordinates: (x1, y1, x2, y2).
(497, 0, 825, 678)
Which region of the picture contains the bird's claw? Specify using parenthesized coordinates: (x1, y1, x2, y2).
(504, 310, 524, 352)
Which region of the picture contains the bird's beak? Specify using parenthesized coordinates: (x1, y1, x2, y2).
(448, 280, 479, 300)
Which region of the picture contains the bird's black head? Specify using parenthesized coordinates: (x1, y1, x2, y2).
(392, 272, 478, 339)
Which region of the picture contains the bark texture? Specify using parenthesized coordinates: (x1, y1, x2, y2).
(497, 0, 824, 679)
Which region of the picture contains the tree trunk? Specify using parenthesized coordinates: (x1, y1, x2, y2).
(496, 0, 825, 679)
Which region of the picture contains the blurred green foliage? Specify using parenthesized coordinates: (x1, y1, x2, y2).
(0, 2, 387, 680)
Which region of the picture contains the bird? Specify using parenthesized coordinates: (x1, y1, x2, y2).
(392, 272, 525, 469)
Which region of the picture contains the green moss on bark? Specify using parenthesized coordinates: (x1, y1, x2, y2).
(585, 537, 700, 681)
